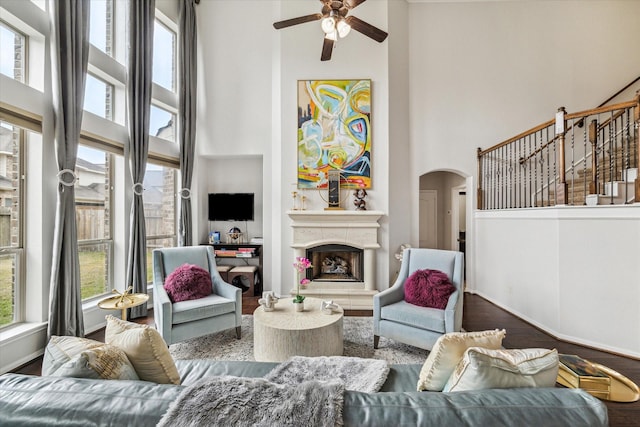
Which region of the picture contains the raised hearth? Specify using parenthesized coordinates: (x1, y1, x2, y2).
(288, 210, 384, 310)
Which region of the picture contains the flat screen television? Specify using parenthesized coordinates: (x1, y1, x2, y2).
(208, 193, 254, 221)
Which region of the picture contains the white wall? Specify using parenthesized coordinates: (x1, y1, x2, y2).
(408, 0, 640, 240)
(476, 206, 640, 358)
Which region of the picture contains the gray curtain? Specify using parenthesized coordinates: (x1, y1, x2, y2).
(126, 0, 155, 319)
(48, 0, 90, 338)
(178, 0, 198, 246)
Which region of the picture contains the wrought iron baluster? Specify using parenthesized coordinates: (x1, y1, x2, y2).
(570, 119, 575, 205)
(546, 127, 551, 207)
(528, 135, 533, 208)
(583, 116, 588, 204)
(608, 111, 614, 204)
(547, 130, 559, 206)
(623, 109, 631, 203)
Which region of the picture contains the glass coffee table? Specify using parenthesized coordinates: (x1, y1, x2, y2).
(253, 296, 344, 362)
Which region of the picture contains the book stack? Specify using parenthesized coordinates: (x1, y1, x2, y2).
(214, 250, 237, 257)
(236, 248, 255, 258)
(557, 354, 610, 399)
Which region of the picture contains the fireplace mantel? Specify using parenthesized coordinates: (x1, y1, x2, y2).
(288, 210, 384, 310)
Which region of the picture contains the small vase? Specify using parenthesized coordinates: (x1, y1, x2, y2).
(293, 301, 304, 312)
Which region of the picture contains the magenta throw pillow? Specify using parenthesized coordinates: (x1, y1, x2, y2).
(164, 264, 212, 303)
(404, 269, 456, 309)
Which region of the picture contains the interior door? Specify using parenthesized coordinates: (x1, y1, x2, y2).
(419, 190, 437, 248)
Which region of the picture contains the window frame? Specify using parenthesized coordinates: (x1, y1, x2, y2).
(75, 146, 115, 302)
(0, 19, 28, 84)
(0, 121, 26, 329)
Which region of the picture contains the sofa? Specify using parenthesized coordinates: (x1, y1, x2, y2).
(0, 359, 608, 426)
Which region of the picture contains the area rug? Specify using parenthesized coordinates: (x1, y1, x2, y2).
(169, 315, 428, 364)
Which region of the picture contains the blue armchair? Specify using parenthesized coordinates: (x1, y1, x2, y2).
(152, 246, 242, 345)
(373, 248, 464, 351)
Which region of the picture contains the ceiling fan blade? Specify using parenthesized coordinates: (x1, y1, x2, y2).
(344, 0, 367, 10)
(273, 13, 323, 30)
(321, 38, 334, 61)
(345, 15, 388, 43)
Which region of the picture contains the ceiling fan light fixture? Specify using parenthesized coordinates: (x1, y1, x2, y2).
(325, 30, 338, 41)
(321, 16, 336, 34)
(336, 19, 351, 38)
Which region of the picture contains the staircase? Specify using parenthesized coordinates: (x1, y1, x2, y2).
(477, 90, 640, 210)
(546, 144, 638, 206)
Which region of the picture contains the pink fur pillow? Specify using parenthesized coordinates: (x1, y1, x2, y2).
(164, 264, 212, 303)
(404, 269, 456, 309)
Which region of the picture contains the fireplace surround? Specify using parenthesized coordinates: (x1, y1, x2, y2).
(288, 210, 384, 310)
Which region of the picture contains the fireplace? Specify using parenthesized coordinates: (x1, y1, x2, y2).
(288, 210, 383, 310)
(306, 244, 363, 282)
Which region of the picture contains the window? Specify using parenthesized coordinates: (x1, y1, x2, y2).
(75, 146, 112, 300)
(84, 74, 114, 120)
(89, 0, 113, 56)
(0, 21, 26, 83)
(144, 162, 176, 283)
(152, 19, 175, 92)
(0, 120, 25, 328)
(150, 104, 176, 142)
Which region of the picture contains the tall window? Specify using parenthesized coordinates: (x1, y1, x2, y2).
(89, 0, 113, 56)
(0, 121, 25, 328)
(144, 163, 176, 282)
(152, 19, 175, 91)
(150, 104, 176, 142)
(84, 74, 114, 120)
(75, 146, 112, 300)
(0, 21, 26, 83)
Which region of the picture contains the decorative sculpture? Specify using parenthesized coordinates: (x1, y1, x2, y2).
(259, 291, 279, 312)
(321, 300, 339, 314)
(353, 188, 367, 210)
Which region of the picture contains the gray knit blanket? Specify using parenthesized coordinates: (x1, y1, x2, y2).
(265, 356, 390, 393)
(158, 376, 344, 427)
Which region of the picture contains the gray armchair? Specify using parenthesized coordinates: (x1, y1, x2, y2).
(373, 248, 464, 351)
(152, 246, 242, 345)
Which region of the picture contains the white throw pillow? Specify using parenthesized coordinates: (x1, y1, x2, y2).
(417, 329, 506, 391)
(443, 347, 559, 392)
(104, 315, 180, 384)
(42, 335, 139, 380)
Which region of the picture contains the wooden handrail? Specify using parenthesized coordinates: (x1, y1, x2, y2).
(477, 118, 554, 157)
(477, 90, 640, 209)
(596, 75, 640, 108)
(565, 100, 638, 121)
(485, 98, 639, 163)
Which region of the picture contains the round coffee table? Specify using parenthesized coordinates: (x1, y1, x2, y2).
(253, 296, 344, 362)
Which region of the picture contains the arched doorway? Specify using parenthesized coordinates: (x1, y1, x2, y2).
(418, 171, 468, 253)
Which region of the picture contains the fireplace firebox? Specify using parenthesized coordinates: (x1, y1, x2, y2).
(306, 244, 363, 282)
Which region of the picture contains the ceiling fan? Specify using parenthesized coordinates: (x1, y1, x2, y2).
(273, 0, 388, 61)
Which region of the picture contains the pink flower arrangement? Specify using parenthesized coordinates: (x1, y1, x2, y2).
(293, 256, 313, 303)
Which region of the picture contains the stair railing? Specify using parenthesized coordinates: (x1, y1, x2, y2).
(477, 92, 639, 210)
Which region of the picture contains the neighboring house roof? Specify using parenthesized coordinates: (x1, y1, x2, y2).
(75, 182, 105, 203)
(76, 157, 105, 173)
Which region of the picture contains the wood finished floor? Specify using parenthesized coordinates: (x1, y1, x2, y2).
(11, 293, 639, 426)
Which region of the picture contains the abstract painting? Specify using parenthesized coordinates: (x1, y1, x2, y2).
(297, 79, 371, 189)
